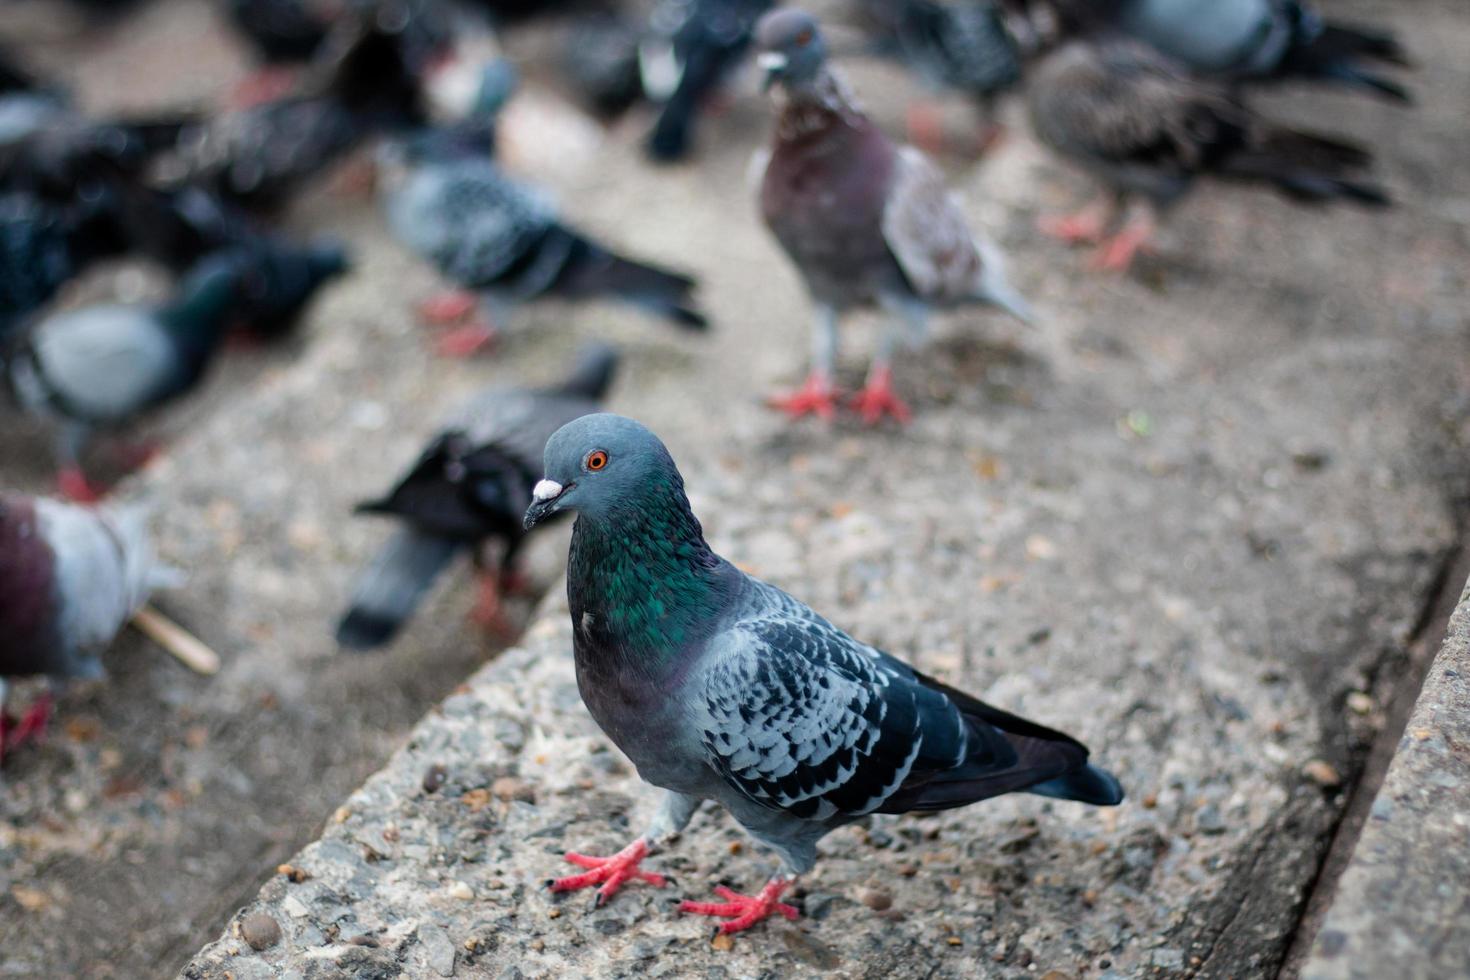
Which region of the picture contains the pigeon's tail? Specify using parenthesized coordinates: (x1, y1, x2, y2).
(973, 236, 1037, 325)
(1280, 21, 1411, 102)
(1220, 127, 1390, 206)
(559, 235, 709, 330)
(1028, 763, 1125, 807)
(335, 528, 460, 651)
(552, 342, 620, 401)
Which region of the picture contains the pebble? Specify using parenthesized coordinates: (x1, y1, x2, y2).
(241, 913, 281, 951)
(423, 765, 448, 794)
(491, 777, 535, 804)
(448, 881, 475, 901)
(1303, 760, 1342, 787)
(857, 887, 893, 911)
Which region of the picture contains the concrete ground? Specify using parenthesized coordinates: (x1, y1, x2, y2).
(2, 0, 1469, 978)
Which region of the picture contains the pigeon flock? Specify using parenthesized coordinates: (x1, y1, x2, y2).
(0, 0, 1412, 939)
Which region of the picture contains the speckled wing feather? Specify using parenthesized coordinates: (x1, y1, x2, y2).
(880, 146, 983, 303)
(1028, 40, 1238, 177)
(696, 584, 971, 822)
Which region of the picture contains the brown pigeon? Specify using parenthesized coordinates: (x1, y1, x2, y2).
(1027, 37, 1389, 272)
(754, 8, 1033, 424)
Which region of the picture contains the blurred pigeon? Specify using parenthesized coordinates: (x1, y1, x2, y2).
(754, 9, 1032, 424)
(336, 343, 618, 650)
(0, 191, 129, 350)
(522, 414, 1124, 932)
(0, 493, 180, 763)
(1027, 37, 1389, 272)
(379, 128, 707, 357)
(8, 253, 245, 501)
(162, 8, 447, 211)
(223, 0, 335, 106)
(1054, 0, 1410, 101)
(856, 0, 1023, 155)
(561, 13, 646, 119)
(643, 0, 774, 162)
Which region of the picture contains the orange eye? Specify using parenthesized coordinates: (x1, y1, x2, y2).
(795, 29, 813, 46)
(586, 450, 609, 471)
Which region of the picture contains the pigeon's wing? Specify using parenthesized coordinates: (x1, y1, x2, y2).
(1028, 40, 1242, 182)
(24, 306, 175, 421)
(880, 146, 984, 303)
(695, 588, 971, 822)
(34, 498, 141, 662)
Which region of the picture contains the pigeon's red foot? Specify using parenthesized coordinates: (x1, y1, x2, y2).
(678, 878, 799, 934)
(851, 365, 912, 425)
(766, 372, 840, 421)
(905, 102, 948, 157)
(57, 467, 104, 504)
(547, 838, 667, 907)
(1038, 206, 1109, 245)
(417, 291, 479, 325)
(13, 693, 53, 744)
(468, 571, 516, 641)
(434, 322, 498, 359)
(230, 66, 301, 108)
(1090, 223, 1154, 273)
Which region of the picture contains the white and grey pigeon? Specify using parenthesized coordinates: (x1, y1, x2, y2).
(8, 252, 244, 502)
(335, 343, 618, 650)
(522, 414, 1124, 934)
(0, 492, 181, 763)
(754, 9, 1033, 425)
(379, 123, 708, 358)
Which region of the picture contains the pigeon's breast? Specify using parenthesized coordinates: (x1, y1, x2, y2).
(760, 121, 899, 307)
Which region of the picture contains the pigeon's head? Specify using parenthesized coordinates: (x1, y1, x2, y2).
(755, 9, 829, 93)
(524, 413, 678, 529)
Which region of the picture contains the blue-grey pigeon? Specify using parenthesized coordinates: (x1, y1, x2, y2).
(1027, 36, 1389, 272)
(8, 253, 244, 501)
(754, 9, 1032, 424)
(379, 125, 707, 357)
(336, 343, 618, 650)
(523, 414, 1123, 933)
(0, 492, 180, 763)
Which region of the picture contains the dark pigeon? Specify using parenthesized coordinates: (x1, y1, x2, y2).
(226, 0, 333, 66)
(642, 0, 775, 163)
(521, 414, 1124, 933)
(7, 253, 245, 502)
(561, 13, 646, 119)
(1027, 37, 1389, 272)
(336, 343, 618, 650)
(754, 9, 1031, 424)
(856, 0, 1023, 154)
(379, 127, 707, 357)
(0, 492, 180, 763)
(1054, 0, 1410, 102)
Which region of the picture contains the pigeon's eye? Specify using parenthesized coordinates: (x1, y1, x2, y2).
(795, 29, 813, 47)
(585, 450, 609, 471)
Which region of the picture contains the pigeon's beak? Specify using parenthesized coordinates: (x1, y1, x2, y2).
(757, 52, 788, 92)
(523, 479, 571, 530)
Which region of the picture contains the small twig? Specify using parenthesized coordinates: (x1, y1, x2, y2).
(131, 605, 221, 676)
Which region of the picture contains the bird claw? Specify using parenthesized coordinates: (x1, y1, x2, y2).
(1038, 210, 1108, 245)
(1089, 227, 1153, 274)
(678, 879, 800, 934)
(766, 373, 840, 421)
(850, 366, 912, 425)
(417, 291, 479, 325)
(547, 839, 665, 908)
(57, 467, 104, 505)
(434, 323, 498, 358)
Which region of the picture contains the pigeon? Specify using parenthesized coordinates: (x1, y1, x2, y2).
(1026, 37, 1389, 272)
(223, 0, 336, 106)
(856, 0, 1024, 155)
(8, 253, 245, 502)
(561, 12, 646, 119)
(162, 7, 447, 211)
(522, 413, 1124, 933)
(754, 9, 1032, 424)
(642, 0, 775, 163)
(336, 343, 618, 650)
(0, 492, 180, 764)
(0, 190, 129, 351)
(379, 127, 707, 357)
(1053, 0, 1410, 102)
